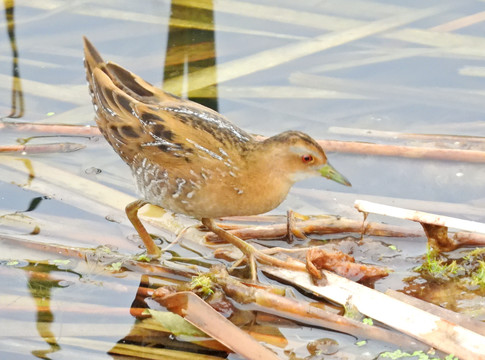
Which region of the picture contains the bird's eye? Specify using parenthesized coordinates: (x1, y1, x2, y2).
(301, 154, 314, 164)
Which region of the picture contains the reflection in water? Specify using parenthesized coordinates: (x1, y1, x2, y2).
(22, 196, 50, 213)
(10, 157, 35, 187)
(24, 264, 77, 359)
(3, 0, 24, 118)
(163, 1, 218, 111)
(109, 275, 231, 358)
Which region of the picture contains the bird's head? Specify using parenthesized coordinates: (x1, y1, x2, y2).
(257, 131, 351, 187)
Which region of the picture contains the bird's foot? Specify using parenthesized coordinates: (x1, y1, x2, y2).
(126, 199, 162, 259)
(202, 218, 305, 281)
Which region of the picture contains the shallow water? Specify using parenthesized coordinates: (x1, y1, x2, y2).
(1, 1, 485, 359)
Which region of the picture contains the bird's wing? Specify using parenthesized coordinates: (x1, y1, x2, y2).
(83, 36, 252, 169)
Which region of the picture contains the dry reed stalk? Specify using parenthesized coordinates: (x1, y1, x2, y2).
(0, 121, 100, 135)
(0, 143, 85, 154)
(386, 289, 485, 336)
(329, 126, 485, 145)
(265, 267, 485, 359)
(354, 200, 485, 235)
(320, 139, 485, 162)
(215, 268, 424, 351)
(205, 216, 421, 242)
(154, 291, 280, 360)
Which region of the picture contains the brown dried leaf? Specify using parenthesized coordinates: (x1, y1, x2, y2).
(306, 248, 389, 282)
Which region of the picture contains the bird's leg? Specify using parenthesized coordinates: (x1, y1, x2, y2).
(202, 218, 306, 280)
(287, 210, 307, 243)
(126, 200, 162, 258)
(202, 218, 257, 279)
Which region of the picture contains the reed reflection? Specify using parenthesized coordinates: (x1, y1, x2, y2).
(163, 0, 218, 111)
(3, 0, 24, 118)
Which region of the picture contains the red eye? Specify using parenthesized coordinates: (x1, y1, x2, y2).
(301, 154, 314, 163)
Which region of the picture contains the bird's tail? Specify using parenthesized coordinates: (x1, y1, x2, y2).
(83, 36, 146, 164)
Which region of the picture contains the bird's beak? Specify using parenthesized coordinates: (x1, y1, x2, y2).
(319, 162, 351, 186)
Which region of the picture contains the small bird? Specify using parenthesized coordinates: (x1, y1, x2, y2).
(83, 37, 350, 278)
